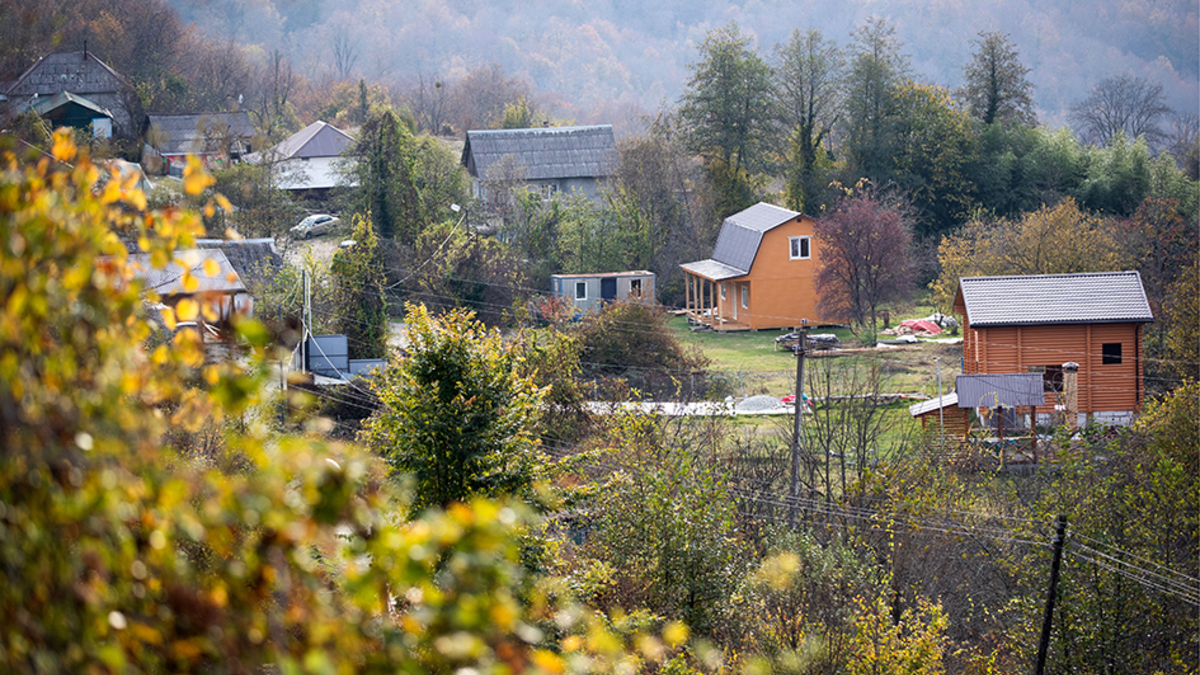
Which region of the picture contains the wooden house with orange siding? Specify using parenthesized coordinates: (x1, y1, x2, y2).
(680, 203, 828, 331)
(954, 271, 1153, 426)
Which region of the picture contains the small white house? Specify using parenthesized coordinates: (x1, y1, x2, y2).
(551, 271, 656, 313)
(244, 120, 355, 193)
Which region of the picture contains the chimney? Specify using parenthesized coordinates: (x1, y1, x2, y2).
(1062, 362, 1080, 429)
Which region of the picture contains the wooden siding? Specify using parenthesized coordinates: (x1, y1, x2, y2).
(956, 321, 1143, 415)
(733, 215, 826, 330)
(916, 406, 971, 438)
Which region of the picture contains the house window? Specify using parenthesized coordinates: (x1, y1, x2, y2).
(575, 281, 587, 301)
(1102, 343, 1122, 365)
(741, 286, 748, 309)
(789, 236, 811, 260)
(630, 279, 642, 297)
(1029, 365, 1064, 393)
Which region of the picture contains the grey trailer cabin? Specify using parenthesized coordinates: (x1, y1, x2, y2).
(552, 271, 656, 313)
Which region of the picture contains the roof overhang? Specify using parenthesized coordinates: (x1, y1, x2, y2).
(956, 374, 1045, 409)
(680, 259, 747, 282)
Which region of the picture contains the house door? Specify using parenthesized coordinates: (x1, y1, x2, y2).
(601, 278, 617, 302)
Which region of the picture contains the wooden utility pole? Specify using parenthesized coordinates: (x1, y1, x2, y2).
(1034, 515, 1068, 675)
(789, 329, 807, 529)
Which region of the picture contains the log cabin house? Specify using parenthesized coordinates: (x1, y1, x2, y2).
(954, 271, 1153, 426)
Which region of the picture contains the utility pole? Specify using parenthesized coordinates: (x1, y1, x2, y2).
(935, 356, 944, 439)
(1035, 515, 1068, 675)
(789, 328, 807, 529)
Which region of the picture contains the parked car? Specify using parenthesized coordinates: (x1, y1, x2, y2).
(290, 214, 339, 239)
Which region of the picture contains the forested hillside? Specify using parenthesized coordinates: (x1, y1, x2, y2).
(158, 0, 1199, 127)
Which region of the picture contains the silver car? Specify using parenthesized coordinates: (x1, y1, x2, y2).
(290, 214, 339, 239)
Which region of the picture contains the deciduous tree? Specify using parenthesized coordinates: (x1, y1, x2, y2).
(1070, 74, 1173, 147)
(842, 17, 910, 184)
(774, 29, 845, 213)
(814, 187, 915, 342)
(960, 31, 1035, 126)
(348, 107, 424, 242)
(361, 304, 545, 511)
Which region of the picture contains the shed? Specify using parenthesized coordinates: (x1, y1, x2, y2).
(955, 271, 1153, 426)
(29, 90, 113, 137)
(128, 249, 248, 326)
(551, 271, 655, 313)
(909, 392, 972, 439)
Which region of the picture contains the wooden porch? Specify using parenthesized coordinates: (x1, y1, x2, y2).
(682, 272, 751, 331)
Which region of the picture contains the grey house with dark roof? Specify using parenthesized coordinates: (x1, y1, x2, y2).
(3, 51, 136, 135)
(146, 112, 255, 173)
(954, 271, 1154, 425)
(461, 125, 618, 207)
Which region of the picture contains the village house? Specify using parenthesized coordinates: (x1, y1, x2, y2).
(244, 120, 355, 196)
(954, 271, 1153, 426)
(2, 50, 137, 137)
(145, 111, 255, 175)
(460, 125, 619, 208)
(680, 202, 827, 331)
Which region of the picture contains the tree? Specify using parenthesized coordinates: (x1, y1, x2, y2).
(330, 215, 389, 359)
(814, 187, 915, 342)
(360, 304, 545, 511)
(889, 81, 979, 238)
(842, 17, 910, 183)
(774, 29, 845, 213)
(678, 22, 776, 216)
(449, 62, 531, 131)
(930, 199, 1127, 310)
(960, 31, 1035, 126)
(1070, 74, 1173, 147)
(348, 107, 424, 242)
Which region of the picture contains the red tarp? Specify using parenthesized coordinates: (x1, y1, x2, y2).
(900, 319, 942, 335)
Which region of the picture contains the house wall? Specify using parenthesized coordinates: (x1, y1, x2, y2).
(718, 216, 825, 330)
(958, 318, 1143, 418)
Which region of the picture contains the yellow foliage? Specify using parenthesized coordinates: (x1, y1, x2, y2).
(931, 198, 1129, 311)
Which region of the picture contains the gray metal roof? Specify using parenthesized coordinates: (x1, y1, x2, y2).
(909, 392, 959, 416)
(956, 374, 1045, 408)
(679, 259, 747, 281)
(128, 250, 246, 296)
(461, 125, 618, 180)
(681, 202, 799, 279)
(146, 112, 254, 155)
(245, 121, 353, 162)
(30, 90, 111, 118)
(958, 271, 1153, 327)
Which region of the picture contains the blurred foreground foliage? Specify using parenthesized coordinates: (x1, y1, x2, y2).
(0, 132, 680, 674)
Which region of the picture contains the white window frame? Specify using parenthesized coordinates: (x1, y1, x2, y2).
(741, 285, 748, 309)
(789, 236, 811, 260)
(575, 281, 587, 301)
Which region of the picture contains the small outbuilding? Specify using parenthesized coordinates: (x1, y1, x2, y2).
(551, 271, 655, 313)
(955, 271, 1153, 426)
(461, 125, 619, 207)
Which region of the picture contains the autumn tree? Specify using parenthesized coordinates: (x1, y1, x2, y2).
(930, 198, 1127, 310)
(450, 62, 531, 131)
(960, 31, 1035, 126)
(679, 22, 777, 217)
(814, 188, 915, 342)
(1070, 74, 1174, 147)
(774, 28, 845, 213)
(361, 305, 545, 511)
